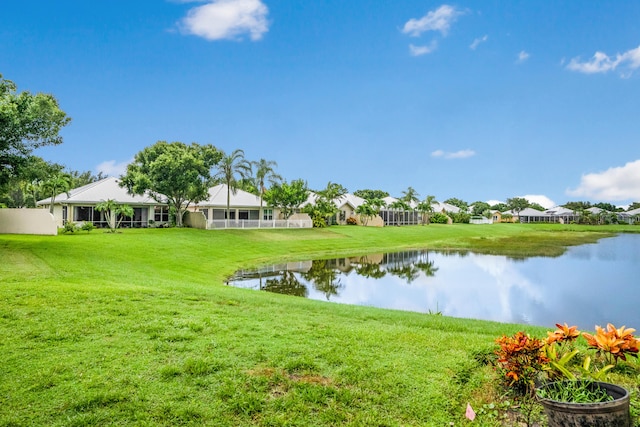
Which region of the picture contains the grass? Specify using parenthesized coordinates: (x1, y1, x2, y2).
(1, 224, 639, 426)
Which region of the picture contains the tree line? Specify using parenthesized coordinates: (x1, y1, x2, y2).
(2, 72, 639, 229)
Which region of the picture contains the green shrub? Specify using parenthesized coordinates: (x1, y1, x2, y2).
(450, 212, 471, 223)
(81, 222, 95, 233)
(430, 213, 449, 224)
(62, 222, 80, 234)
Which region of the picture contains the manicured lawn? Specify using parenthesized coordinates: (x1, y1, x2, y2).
(1, 224, 638, 426)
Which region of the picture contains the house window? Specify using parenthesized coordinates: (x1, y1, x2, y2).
(238, 210, 249, 220)
(263, 209, 273, 221)
(199, 208, 209, 219)
(119, 207, 144, 228)
(62, 206, 68, 223)
(154, 206, 169, 222)
(249, 210, 259, 220)
(74, 206, 94, 222)
(225, 210, 236, 220)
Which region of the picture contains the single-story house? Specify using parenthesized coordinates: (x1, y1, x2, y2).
(618, 208, 640, 224)
(191, 184, 271, 223)
(189, 184, 312, 229)
(36, 177, 168, 228)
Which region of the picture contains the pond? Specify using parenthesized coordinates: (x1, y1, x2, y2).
(227, 234, 640, 329)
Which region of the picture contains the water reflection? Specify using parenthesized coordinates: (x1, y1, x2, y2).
(228, 235, 640, 329)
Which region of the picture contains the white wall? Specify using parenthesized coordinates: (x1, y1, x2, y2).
(0, 209, 57, 235)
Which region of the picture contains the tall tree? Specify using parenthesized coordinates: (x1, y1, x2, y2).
(417, 195, 437, 225)
(506, 197, 530, 221)
(355, 198, 385, 226)
(41, 173, 71, 214)
(471, 201, 491, 217)
(0, 74, 70, 187)
(251, 158, 282, 215)
(318, 181, 348, 202)
(69, 170, 107, 189)
(401, 186, 420, 206)
(628, 202, 640, 211)
(306, 182, 348, 226)
(593, 202, 621, 212)
(120, 141, 221, 227)
(491, 202, 509, 212)
(562, 201, 591, 212)
(263, 179, 309, 219)
(444, 197, 469, 212)
(353, 189, 389, 200)
(0, 156, 64, 208)
(212, 149, 252, 226)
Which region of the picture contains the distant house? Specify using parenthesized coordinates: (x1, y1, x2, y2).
(509, 206, 582, 224)
(192, 184, 265, 223)
(335, 193, 366, 224)
(618, 208, 640, 224)
(190, 184, 312, 229)
(36, 177, 168, 228)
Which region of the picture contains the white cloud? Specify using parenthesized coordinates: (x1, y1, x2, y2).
(567, 160, 640, 201)
(95, 159, 131, 177)
(431, 149, 476, 159)
(517, 50, 530, 63)
(402, 5, 464, 37)
(409, 41, 437, 56)
(567, 45, 640, 77)
(470, 35, 488, 50)
(521, 195, 555, 209)
(178, 0, 269, 41)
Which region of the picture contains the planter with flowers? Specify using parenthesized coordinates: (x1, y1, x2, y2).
(494, 323, 639, 427)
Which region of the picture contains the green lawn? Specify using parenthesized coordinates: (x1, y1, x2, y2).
(1, 224, 638, 426)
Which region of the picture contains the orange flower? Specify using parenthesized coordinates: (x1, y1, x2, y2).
(583, 323, 639, 362)
(546, 323, 580, 344)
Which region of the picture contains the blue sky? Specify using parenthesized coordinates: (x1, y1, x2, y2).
(2, 1, 640, 208)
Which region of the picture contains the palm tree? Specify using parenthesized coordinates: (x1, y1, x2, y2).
(41, 173, 71, 214)
(417, 195, 437, 225)
(212, 149, 252, 226)
(401, 186, 420, 206)
(95, 199, 134, 232)
(251, 158, 282, 219)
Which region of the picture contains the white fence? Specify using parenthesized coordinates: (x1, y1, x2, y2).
(207, 219, 312, 229)
(469, 216, 494, 224)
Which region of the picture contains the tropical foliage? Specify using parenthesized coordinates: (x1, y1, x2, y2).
(95, 199, 134, 232)
(353, 189, 389, 200)
(212, 149, 252, 225)
(495, 332, 548, 396)
(263, 179, 309, 219)
(41, 173, 72, 214)
(0, 73, 70, 188)
(120, 141, 221, 227)
(417, 195, 437, 225)
(304, 182, 348, 227)
(495, 322, 639, 398)
(251, 158, 282, 213)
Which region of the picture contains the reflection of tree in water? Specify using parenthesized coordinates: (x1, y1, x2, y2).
(300, 259, 343, 300)
(354, 262, 386, 279)
(385, 250, 438, 283)
(414, 260, 438, 277)
(386, 264, 420, 283)
(262, 270, 308, 297)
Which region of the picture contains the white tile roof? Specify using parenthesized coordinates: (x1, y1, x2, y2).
(194, 184, 262, 208)
(36, 177, 160, 205)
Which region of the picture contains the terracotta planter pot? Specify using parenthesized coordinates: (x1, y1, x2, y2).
(537, 381, 631, 427)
